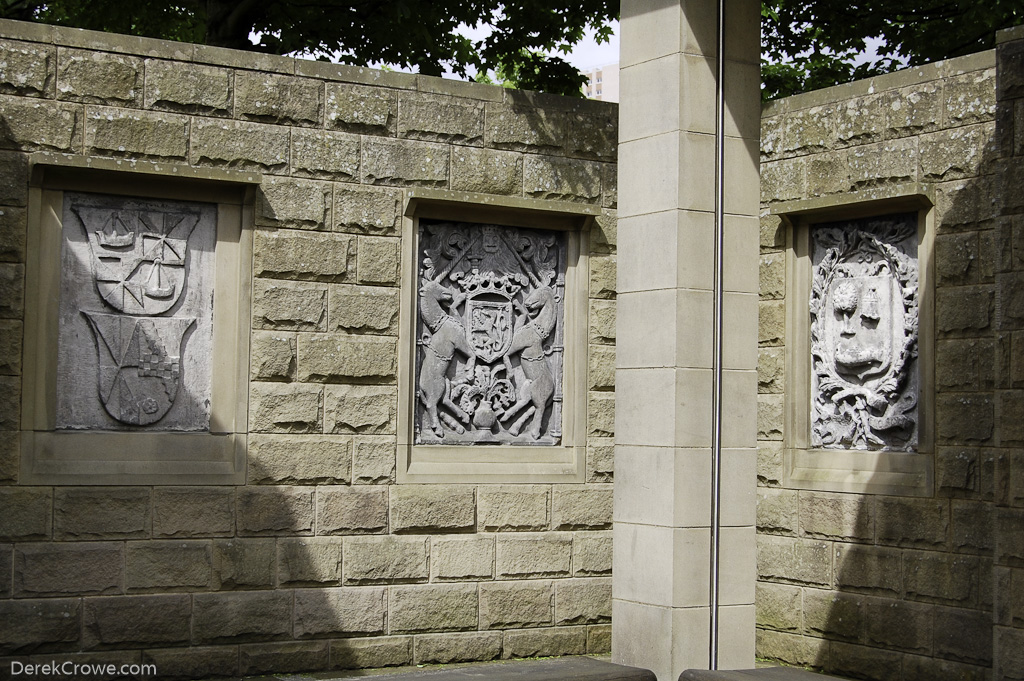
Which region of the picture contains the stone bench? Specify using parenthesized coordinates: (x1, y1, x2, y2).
(329, 657, 656, 680)
(680, 668, 845, 681)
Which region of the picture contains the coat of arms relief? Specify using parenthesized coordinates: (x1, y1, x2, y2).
(415, 220, 566, 446)
(57, 193, 215, 431)
(810, 213, 919, 451)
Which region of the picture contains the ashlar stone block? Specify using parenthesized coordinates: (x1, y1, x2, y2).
(14, 542, 122, 597)
(256, 177, 331, 230)
(235, 71, 322, 126)
(249, 434, 351, 484)
(252, 231, 352, 282)
(125, 540, 212, 592)
(451, 147, 523, 195)
(236, 486, 314, 536)
(330, 284, 399, 335)
(479, 485, 549, 531)
(192, 591, 293, 644)
(361, 137, 448, 187)
(555, 578, 612, 625)
(552, 485, 612, 530)
(324, 384, 396, 435)
(0, 598, 80, 655)
(291, 128, 360, 181)
(277, 537, 344, 585)
(144, 59, 231, 115)
(431, 535, 494, 581)
(329, 636, 412, 670)
(496, 533, 572, 579)
(239, 641, 330, 675)
(82, 594, 192, 650)
(0, 487, 52, 540)
(0, 41, 54, 97)
(299, 334, 397, 382)
(249, 382, 322, 434)
(252, 279, 327, 332)
(398, 92, 484, 144)
(390, 485, 475, 533)
(250, 331, 297, 381)
(57, 48, 141, 105)
(212, 538, 275, 589)
(502, 627, 587, 659)
(326, 83, 397, 135)
(388, 583, 479, 633)
(316, 486, 387, 535)
(344, 535, 428, 584)
(152, 487, 234, 538)
(0, 97, 80, 153)
(54, 487, 149, 540)
(414, 631, 502, 665)
(479, 580, 553, 629)
(294, 586, 386, 638)
(334, 185, 402, 235)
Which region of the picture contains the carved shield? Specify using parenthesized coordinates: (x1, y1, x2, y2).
(466, 297, 514, 363)
(82, 312, 195, 426)
(825, 274, 897, 384)
(76, 206, 199, 315)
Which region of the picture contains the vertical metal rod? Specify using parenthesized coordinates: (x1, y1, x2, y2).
(710, 0, 726, 670)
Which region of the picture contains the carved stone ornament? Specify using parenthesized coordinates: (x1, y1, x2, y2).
(810, 213, 919, 451)
(56, 193, 216, 431)
(415, 220, 566, 445)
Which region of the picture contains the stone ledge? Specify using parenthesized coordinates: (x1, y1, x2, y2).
(307, 656, 655, 680)
(680, 669, 846, 681)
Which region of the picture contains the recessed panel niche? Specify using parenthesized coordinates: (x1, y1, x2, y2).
(415, 220, 566, 446)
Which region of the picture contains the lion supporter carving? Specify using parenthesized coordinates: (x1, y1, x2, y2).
(810, 213, 919, 451)
(415, 220, 567, 446)
(56, 193, 216, 431)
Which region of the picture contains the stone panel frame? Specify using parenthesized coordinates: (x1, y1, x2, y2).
(779, 187, 936, 496)
(397, 189, 596, 483)
(20, 155, 255, 484)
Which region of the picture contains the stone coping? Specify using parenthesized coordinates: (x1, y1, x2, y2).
(680, 669, 849, 681)
(237, 657, 655, 680)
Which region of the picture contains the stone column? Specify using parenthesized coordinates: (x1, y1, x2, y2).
(613, 1, 761, 678)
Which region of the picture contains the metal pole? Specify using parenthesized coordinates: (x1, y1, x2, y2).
(709, 0, 726, 669)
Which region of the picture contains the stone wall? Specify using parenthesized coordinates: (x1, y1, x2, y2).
(0, 19, 617, 677)
(757, 46, 1003, 679)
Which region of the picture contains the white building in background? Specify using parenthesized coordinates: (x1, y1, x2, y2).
(581, 63, 619, 102)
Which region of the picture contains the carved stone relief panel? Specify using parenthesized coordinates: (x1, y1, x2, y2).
(810, 213, 919, 451)
(415, 220, 566, 445)
(56, 192, 216, 431)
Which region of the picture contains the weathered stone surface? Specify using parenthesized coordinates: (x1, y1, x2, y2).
(552, 486, 612, 530)
(592, 210, 617, 254)
(239, 641, 330, 675)
(758, 347, 785, 394)
(57, 49, 141, 105)
(783, 104, 835, 154)
(886, 82, 942, 137)
(277, 537, 344, 585)
(936, 338, 994, 391)
(755, 582, 801, 631)
(755, 629, 825, 669)
(142, 646, 239, 679)
(834, 544, 901, 596)
(936, 180, 996, 232)
(362, 137, 448, 186)
(0, 487, 51, 540)
(937, 447, 983, 496)
(144, 59, 231, 115)
(758, 300, 785, 347)
(326, 83, 397, 134)
(431, 535, 494, 581)
(153, 487, 234, 538)
(0, 41, 52, 98)
(589, 299, 616, 344)
(250, 331, 297, 381)
(875, 497, 949, 548)
(399, 93, 483, 143)
(761, 158, 807, 204)
(125, 540, 212, 591)
(257, 177, 331, 230)
(479, 580, 553, 629)
(192, 591, 293, 644)
(356, 235, 400, 284)
(324, 384, 396, 435)
(451, 147, 523, 195)
(588, 392, 615, 438)
(390, 485, 475, 533)
(212, 539, 276, 589)
(937, 394, 993, 443)
(589, 345, 615, 391)
(760, 114, 783, 160)
(389, 583, 478, 633)
(294, 586, 386, 638)
(235, 71, 322, 126)
(573, 531, 612, 576)
(249, 382, 322, 433)
(54, 488, 149, 540)
(903, 655, 989, 681)
(921, 124, 994, 181)
(603, 163, 617, 209)
(414, 631, 502, 665)
(951, 500, 993, 553)
(758, 441, 784, 487)
(14, 542, 122, 597)
(0, 545, 10, 597)
(525, 155, 602, 203)
(566, 111, 617, 162)
(344, 535, 428, 584)
(479, 486, 549, 531)
(836, 94, 885, 147)
(487, 103, 565, 152)
(252, 279, 328, 331)
(330, 636, 413, 670)
(829, 640, 905, 680)
(330, 285, 399, 335)
(758, 393, 785, 441)
(0, 598, 80, 654)
(84, 107, 188, 159)
(502, 627, 587, 659)
(190, 118, 289, 172)
(291, 128, 360, 180)
(756, 488, 798, 535)
(0, 374, 18, 429)
(249, 435, 352, 485)
(0, 97, 80, 152)
(496, 534, 571, 579)
(759, 252, 785, 300)
(848, 138, 918, 188)
(756, 535, 831, 587)
(554, 578, 611, 625)
(936, 231, 981, 286)
(945, 68, 997, 127)
(334, 185, 402, 235)
(353, 436, 396, 484)
(0, 206, 26, 262)
(933, 606, 992, 665)
(806, 151, 850, 197)
(316, 486, 387, 535)
(253, 231, 352, 282)
(799, 492, 874, 541)
(904, 551, 978, 606)
(587, 440, 613, 483)
(236, 486, 315, 536)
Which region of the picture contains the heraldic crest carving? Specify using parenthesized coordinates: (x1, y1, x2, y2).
(415, 220, 566, 445)
(810, 213, 919, 451)
(56, 193, 215, 431)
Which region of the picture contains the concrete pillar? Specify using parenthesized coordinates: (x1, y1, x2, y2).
(612, 1, 761, 679)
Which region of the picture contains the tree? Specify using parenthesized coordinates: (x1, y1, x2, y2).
(0, 0, 615, 97)
(763, 0, 1024, 99)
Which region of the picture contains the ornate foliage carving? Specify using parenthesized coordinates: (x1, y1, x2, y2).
(415, 220, 566, 445)
(810, 213, 919, 451)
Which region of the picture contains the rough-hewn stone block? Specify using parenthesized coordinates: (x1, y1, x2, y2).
(756, 488, 798, 535)
(755, 629, 825, 669)
(353, 436, 396, 484)
(937, 338, 994, 390)
(945, 68, 997, 127)
(758, 441, 784, 487)
(799, 492, 874, 541)
(589, 345, 615, 391)
(566, 111, 617, 162)
(758, 347, 785, 395)
(904, 551, 978, 606)
(344, 535, 428, 584)
(430, 535, 494, 581)
(756, 535, 831, 587)
(759, 252, 785, 300)
(389, 583, 478, 633)
(829, 640, 905, 680)
(236, 486, 315, 536)
(936, 180, 996, 232)
(479, 580, 553, 629)
(902, 654, 989, 681)
(142, 645, 239, 679)
(834, 544, 901, 596)
(937, 394, 993, 443)
(782, 104, 835, 154)
(192, 591, 293, 644)
(257, 177, 331, 230)
(84, 107, 188, 160)
(252, 279, 328, 332)
(761, 157, 807, 204)
(390, 485, 475, 533)
(299, 335, 397, 383)
(886, 82, 942, 138)
(330, 284, 399, 335)
(0, 206, 26, 262)
(936, 232, 980, 286)
(14, 542, 122, 597)
(212, 539, 276, 589)
(451, 147, 523, 195)
(875, 497, 949, 549)
(277, 537, 344, 586)
(0, 598, 80, 654)
(326, 83, 397, 135)
(294, 586, 386, 638)
(252, 231, 352, 282)
(324, 384, 396, 435)
(524, 155, 602, 203)
(848, 138, 918, 188)
(937, 447, 983, 496)
(554, 578, 611, 625)
(356, 235, 400, 285)
(398, 92, 483, 143)
(502, 627, 586, 659)
(248, 382, 322, 433)
(589, 299, 615, 344)
(921, 124, 994, 181)
(587, 440, 613, 483)
(573, 531, 612, 576)
(933, 606, 992, 665)
(144, 59, 231, 115)
(235, 71, 322, 126)
(54, 488, 149, 540)
(250, 331, 297, 381)
(57, 48, 141, 105)
(83, 595, 191, 649)
(0, 487, 51, 541)
(755, 582, 801, 631)
(317, 486, 387, 535)
(951, 500, 993, 553)
(125, 540, 212, 592)
(486, 103, 565, 152)
(552, 486, 612, 530)
(836, 94, 885, 147)
(190, 118, 288, 172)
(0, 41, 52, 99)
(362, 137, 448, 186)
(291, 128, 360, 180)
(330, 636, 412, 670)
(0, 374, 18, 429)
(496, 534, 571, 579)
(0, 320, 19, 376)
(0, 96, 80, 152)
(997, 508, 1024, 566)
(758, 300, 785, 347)
(478, 485, 549, 531)
(239, 640, 329, 675)
(587, 392, 615, 438)
(334, 185, 402, 235)
(153, 487, 234, 538)
(414, 631, 502, 665)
